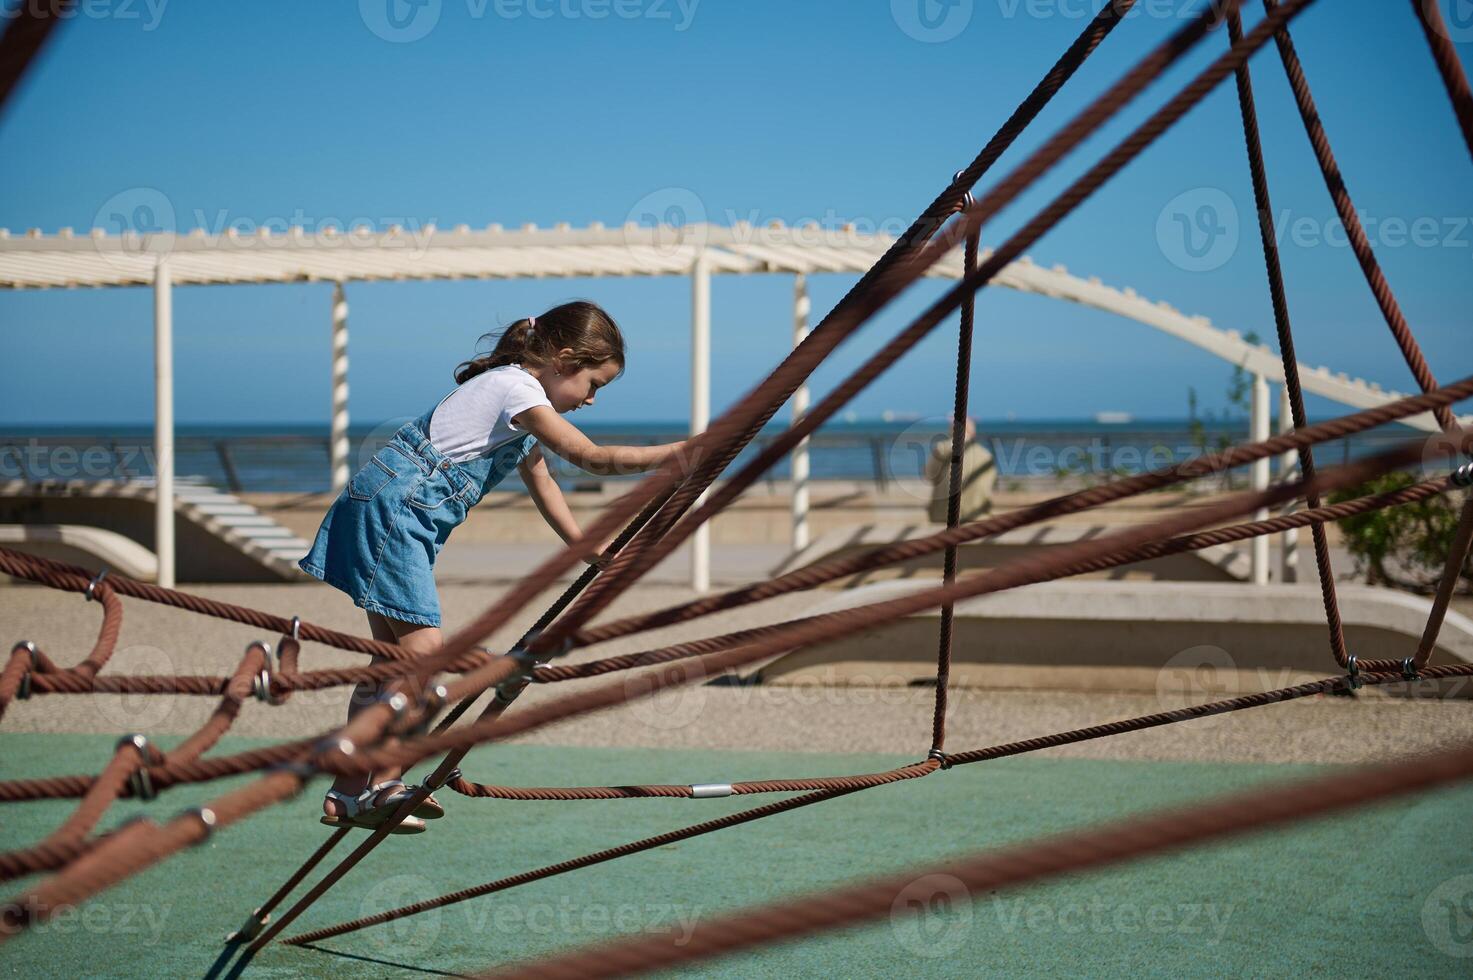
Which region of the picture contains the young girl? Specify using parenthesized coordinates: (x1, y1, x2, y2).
(299, 301, 687, 833)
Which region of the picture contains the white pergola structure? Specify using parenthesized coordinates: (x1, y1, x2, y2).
(3, 221, 1463, 590)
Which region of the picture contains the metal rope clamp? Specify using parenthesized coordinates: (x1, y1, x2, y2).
(225, 906, 271, 945)
(1450, 460, 1473, 488)
(84, 567, 109, 602)
(1400, 657, 1420, 682)
(182, 805, 218, 843)
(1344, 654, 1363, 692)
(290, 615, 302, 641)
(118, 733, 157, 801)
(250, 643, 284, 705)
(13, 641, 39, 701)
(927, 747, 952, 770)
(408, 683, 451, 736)
(952, 169, 976, 212)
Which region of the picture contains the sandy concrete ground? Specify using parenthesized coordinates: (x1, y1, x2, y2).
(4, 576, 1468, 769)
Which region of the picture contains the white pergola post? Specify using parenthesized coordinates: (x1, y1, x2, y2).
(690, 251, 711, 593)
(153, 257, 175, 589)
(790, 273, 811, 554)
(330, 282, 351, 496)
(1250, 371, 1270, 585)
(1278, 383, 1299, 583)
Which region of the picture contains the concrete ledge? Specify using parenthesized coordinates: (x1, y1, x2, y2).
(772, 522, 1250, 585)
(752, 580, 1473, 698)
(0, 524, 157, 582)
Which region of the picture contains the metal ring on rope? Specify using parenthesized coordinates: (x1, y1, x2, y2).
(84, 568, 108, 602)
(13, 641, 39, 701)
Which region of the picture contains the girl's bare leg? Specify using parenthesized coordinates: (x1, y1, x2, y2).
(323, 612, 443, 817)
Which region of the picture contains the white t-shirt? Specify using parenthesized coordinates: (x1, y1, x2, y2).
(428, 364, 551, 463)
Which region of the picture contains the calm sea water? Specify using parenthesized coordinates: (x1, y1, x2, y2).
(0, 419, 1416, 493)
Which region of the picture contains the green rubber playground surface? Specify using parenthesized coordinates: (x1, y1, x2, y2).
(2, 732, 1470, 978)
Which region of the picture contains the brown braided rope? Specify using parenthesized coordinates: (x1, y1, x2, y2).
(445, 760, 938, 802)
(932, 229, 980, 753)
(477, 738, 1473, 979)
(284, 762, 940, 947)
(569, 379, 1473, 652)
(0, 548, 412, 660)
(1409, 0, 1473, 163)
(532, 474, 1460, 688)
(532, 0, 1258, 654)
(1226, 8, 1348, 667)
(1264, 0, 1456, 433)
(545, 0, 1150, 641)
(346, 438, 1423, 779)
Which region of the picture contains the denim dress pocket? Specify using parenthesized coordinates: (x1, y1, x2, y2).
(349, 450, 399, 501)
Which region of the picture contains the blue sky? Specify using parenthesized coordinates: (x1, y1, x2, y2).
(1, 0, 1470, 426)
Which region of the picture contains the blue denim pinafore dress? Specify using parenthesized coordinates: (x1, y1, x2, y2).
(299, 406, 535, 627)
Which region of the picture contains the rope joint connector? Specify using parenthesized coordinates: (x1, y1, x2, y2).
(1345, 654, 1363, 691)
(1401, 657, 1420, 682)
(927, 748, 952, 769)
(224, 907, 271, 945)
(952, 169, 975, 211)
(690, 783, 734, 799)
(182, 805, 218, 842)
(1451, 460, 1473, 488)
(13, 641, 38, 700)
(84, 567, 109, 602)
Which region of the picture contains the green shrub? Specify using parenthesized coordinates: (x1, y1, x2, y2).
(1329, 472, 1471, 594)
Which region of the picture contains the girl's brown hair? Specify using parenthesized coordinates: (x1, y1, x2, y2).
(455, 301, 626, 385)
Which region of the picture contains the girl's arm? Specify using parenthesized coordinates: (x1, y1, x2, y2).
(515, 405, 687, 478)
(518, 445, 581, 545)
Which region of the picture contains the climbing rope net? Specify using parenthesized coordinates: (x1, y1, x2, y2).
(3, 2, 1473, 976)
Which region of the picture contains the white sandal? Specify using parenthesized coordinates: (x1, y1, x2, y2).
(371, 778, 445, 820)
(320, 783, 428, 834)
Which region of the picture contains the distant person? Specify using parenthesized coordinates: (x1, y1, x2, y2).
(925, 417, 996, 524)
(299, 302, 689, 834)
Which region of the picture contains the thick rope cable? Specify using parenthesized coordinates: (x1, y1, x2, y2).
(1264, 0, 1456, 433)
(1408, 0, 1473, 163)
(0, 547, 413, 660)
(1226, 7, 1348, 666)
(932, 229, 980, 753)
(568, 378, 1473, 652)
(544, 0, 1144, 632)
(477, 739, 1473, 980)
(524, 0, 1316, 663)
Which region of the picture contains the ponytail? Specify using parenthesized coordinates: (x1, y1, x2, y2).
(455, 302, 625, 385)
